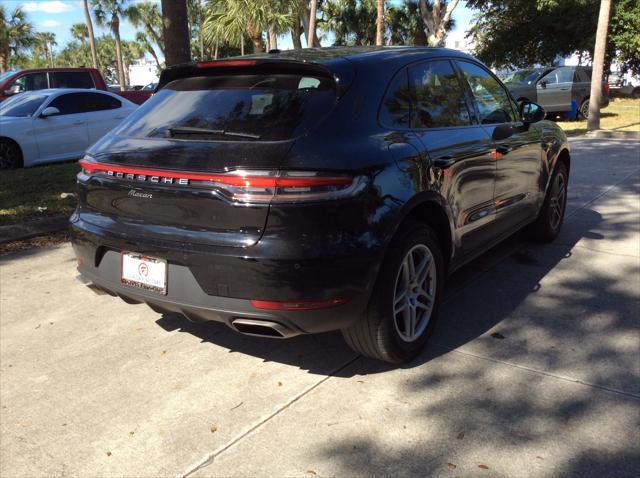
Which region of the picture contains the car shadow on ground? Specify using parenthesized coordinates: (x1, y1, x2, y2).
(155, 201, 637, 384)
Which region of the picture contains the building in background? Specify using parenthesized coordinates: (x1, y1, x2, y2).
(128, 57, 160, 88)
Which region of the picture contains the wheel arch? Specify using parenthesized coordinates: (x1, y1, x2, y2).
(393, 194, 455, 272)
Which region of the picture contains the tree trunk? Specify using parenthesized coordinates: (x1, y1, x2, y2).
(300, 10, 319, 47)
(419, 0, 459, 47)
(124, 62, 130, 87)
(587, 0, 612, 131)
(146, 22, 165, 57)
(148, 45, 160, 69)
(307, 0, 318, 48)
(413, 25, 428, 46)
(214, 42, 219, 60)
(291, 20, 303, 49)
(268, 26, 277, 51)
(0, 47, 7, 73)
(161, 0, 190, 66)
(113, 16, 126, 90)
(247, 23, 263, 53)
(240, 34, 245, 56)
(376, 0, 384, 46)
(82, 0, 98, 68)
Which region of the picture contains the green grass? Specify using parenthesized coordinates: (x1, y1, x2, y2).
(0, 161, 80, 226)
(555, 98, 640, 136)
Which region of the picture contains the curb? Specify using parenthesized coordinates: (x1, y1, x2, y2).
(0, 215, 70, 244)
(584, 130, 640, 140)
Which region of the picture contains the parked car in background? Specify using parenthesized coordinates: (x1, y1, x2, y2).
(142, 82, 157, 91)
(72, 47, 570, 363)
(505, 65, 609, 119)
(0, 68, 153, 105)
(0, 89, 137, 169)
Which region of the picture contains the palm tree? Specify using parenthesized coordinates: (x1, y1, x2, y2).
(82, 0, 99, 68)
(135, 31, 161, 69)
(0, 5, 34, 72)
(71, 23, 89, 45)
(161, 0, 190, 65)
(92, 0, 128, 89)
(376, 0, 384, 45)
(126, 1, 164, 57)
(587, 0, 612, 131)
(35, 32, 57, 67)
(308, 0, 318, 47)
(203, 1, 292, 55)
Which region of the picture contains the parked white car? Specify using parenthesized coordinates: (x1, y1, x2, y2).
(0, 89, 137, 168)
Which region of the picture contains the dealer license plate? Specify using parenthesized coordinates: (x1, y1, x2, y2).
(121, 253, 167, 295)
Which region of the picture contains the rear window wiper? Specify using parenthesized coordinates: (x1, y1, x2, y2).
(166, 126, 261, 140)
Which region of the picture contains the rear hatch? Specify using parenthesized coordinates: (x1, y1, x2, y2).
(77, 60, 342, 248)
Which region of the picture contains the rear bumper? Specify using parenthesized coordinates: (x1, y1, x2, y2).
(70, 216, 380, 335)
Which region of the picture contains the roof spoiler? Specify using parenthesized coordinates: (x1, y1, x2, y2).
(157, 58, 355, 97)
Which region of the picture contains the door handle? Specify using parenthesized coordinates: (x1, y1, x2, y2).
(71, 121, 84, 125)
(115, 115, 125, 119)
(560, 87, 570, 91)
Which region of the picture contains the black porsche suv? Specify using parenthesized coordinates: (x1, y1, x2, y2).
(71, 47, 570, 363)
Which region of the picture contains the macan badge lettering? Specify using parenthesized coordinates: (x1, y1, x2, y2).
(106, 170, 189, 185)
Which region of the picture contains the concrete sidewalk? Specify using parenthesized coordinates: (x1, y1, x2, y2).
(1, 138, 638, 477)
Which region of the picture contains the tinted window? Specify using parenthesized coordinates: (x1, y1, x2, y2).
(79, 92, 121, 112)
(380, 69, 411, 128)
(116, 73, 336, 141)
(48, 93, 85, 115)
(0, 93, 48, 117)
(11, 72, 48, 92)
(543, 67, 574, 84)
(456, 61, 516, 125)
(51, 71, 95, 89)
(408, 60, 471, 128)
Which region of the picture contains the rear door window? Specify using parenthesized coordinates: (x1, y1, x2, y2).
(79, 92, 121, 112)
(51, 71, 95, 89)
(117, 73, 337, 141)
(408, 60, 472, 129)
(542, 67, 574, 85)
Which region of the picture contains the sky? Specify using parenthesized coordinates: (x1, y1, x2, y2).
(6, 0, 476, 54)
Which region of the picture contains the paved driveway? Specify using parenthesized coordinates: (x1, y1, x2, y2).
(1, 138, 638, 477)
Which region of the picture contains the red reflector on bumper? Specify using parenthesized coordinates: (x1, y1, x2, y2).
(251, 297, 347, 311)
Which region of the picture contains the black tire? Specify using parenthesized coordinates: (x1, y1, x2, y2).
(578, 99, 590, 120)
(528, 162, 569, 242)
(342, 222, 445, 363)
(0, 139, 23, 169)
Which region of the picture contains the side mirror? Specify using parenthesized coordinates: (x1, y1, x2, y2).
(539, 80, 547, 88)
(4, 85, 21, 96)
(519, 100, 545, 124)
(40, 106, 60, 118)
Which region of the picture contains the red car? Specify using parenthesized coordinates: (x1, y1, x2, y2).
(0, 67, 153, 105)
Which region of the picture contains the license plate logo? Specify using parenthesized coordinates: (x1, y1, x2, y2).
(121, 253, 167, 295)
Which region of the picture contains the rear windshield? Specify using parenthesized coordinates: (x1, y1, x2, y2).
(0, 93, 48, 117)
(114, 73, 337, 141)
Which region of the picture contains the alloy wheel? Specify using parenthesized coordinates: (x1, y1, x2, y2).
(393, 244, 437, 342)
(549, 172, 567, 230)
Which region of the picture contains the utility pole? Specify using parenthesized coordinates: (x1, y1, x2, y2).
(587, 0, 612, 131)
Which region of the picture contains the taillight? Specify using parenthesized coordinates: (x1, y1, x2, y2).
(603, 83, 610, 96)
(78, 156, 366, 204)
(209, 170, 366, 203)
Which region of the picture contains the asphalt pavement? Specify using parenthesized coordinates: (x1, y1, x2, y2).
(1, 137, 638, 477)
